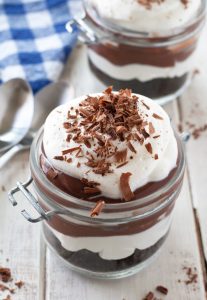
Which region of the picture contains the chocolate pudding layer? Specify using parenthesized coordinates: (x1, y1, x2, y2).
(89, 41, 197, 68)
(39, 148, 180, 204)
(89, 60, 189, 100)
(43, 223, 168, 273)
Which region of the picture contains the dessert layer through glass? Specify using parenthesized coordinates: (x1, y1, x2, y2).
(29, 89, 185, 278)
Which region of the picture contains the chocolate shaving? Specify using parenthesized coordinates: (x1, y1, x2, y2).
(93, 133, 105, 146)
(154, 154, 159, 160)
(0, 268, 11, 283)
(83, 187, 101, 195)
(156, 285, 168, 295)
(40, 155, 58, 180)
(79, 107, 91, 117)
(15, 281, 24, 289)
(115, 149, 127, 163)
(104, 86, 113, 94)
(142, 101, 150, 110)
(75, 148, 83, 158)
(67, 114, 77, 119)
(153, 135, 160, 139)
(66, 134, 72, 142)
(62, 146, 81, 155)
(63, 122, 71, 129)
(116, 125, 127, 134)
(134, 133, 144, 144)
(145, 143, 153, 154)
(53, 155, 64, 161)
(81, 178, 100, 187)
(107, 127, 117, 140)
(120, 172, 134, 201)
(83, 138, 91, 148)
(90, 200, 105, 217)
(181, 0, 189, 8)
(116, 161, 128, 168)
(148, 122, 155, 135)
(143, 292, 154, 300)
(142, 128, 150, 139)
(127, 141, 137, 153)
(152, 113, 163, 120)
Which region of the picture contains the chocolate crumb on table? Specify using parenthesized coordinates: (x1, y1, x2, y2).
(15, 280, 24, 289)
(177, 120, 207, 140)
(143, 291, 154, 300)
(1, 185, 6, 192)
(0, 266, 25, 298)
(183, 266, 198, 285)
(191, 124, 207, 140)
(156, 285, 168, 295)
(0, 267, 11, 283)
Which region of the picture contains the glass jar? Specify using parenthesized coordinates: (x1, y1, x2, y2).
(67, 0, 206, 105)
(9, 128, 186, 279)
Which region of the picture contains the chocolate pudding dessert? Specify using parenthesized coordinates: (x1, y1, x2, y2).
(30, 87, 185, 278)
(80, 0, 206, 103)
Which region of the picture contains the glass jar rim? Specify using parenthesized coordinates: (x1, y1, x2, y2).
(83, 0, 206, 46)
(30, 127, 185, 218)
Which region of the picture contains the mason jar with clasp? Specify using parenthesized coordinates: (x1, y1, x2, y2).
(8, 128, 187, 279)
(66, 0, 206, 105)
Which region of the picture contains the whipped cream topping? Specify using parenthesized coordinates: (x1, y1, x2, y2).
(87, 0, 201, 32)
(43, 90, 178, 200)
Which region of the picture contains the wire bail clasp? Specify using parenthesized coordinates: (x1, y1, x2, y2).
(8, 176, 51, 223)
(66, 16, 99, 44)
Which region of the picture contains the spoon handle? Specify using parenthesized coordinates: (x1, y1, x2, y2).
(0, 144, 29, 169)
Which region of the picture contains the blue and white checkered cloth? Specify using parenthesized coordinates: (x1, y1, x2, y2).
(0, 0, 79, 93)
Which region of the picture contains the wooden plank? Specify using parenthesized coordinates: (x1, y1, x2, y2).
(0, 151, 41, 300)
(45, 45, 206, 300)
(176, 25, 207, 263)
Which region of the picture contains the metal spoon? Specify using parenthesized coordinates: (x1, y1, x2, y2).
(0, 80, 74, 168)
(0, 78, 34, 153)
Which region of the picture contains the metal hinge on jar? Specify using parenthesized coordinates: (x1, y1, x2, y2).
(66, 15, 99, 44)
(8, 176, 54, 223)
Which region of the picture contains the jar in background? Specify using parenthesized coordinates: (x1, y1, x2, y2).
(67, 0, 206, 104)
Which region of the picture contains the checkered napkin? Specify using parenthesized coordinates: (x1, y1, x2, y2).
(0, 0, 78, 93)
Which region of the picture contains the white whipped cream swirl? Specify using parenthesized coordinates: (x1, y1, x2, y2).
(87, 0, 201, 32)
(43, 93, 178, 200)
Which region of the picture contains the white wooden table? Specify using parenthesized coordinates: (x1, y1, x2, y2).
(0, 26, 207, 300)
